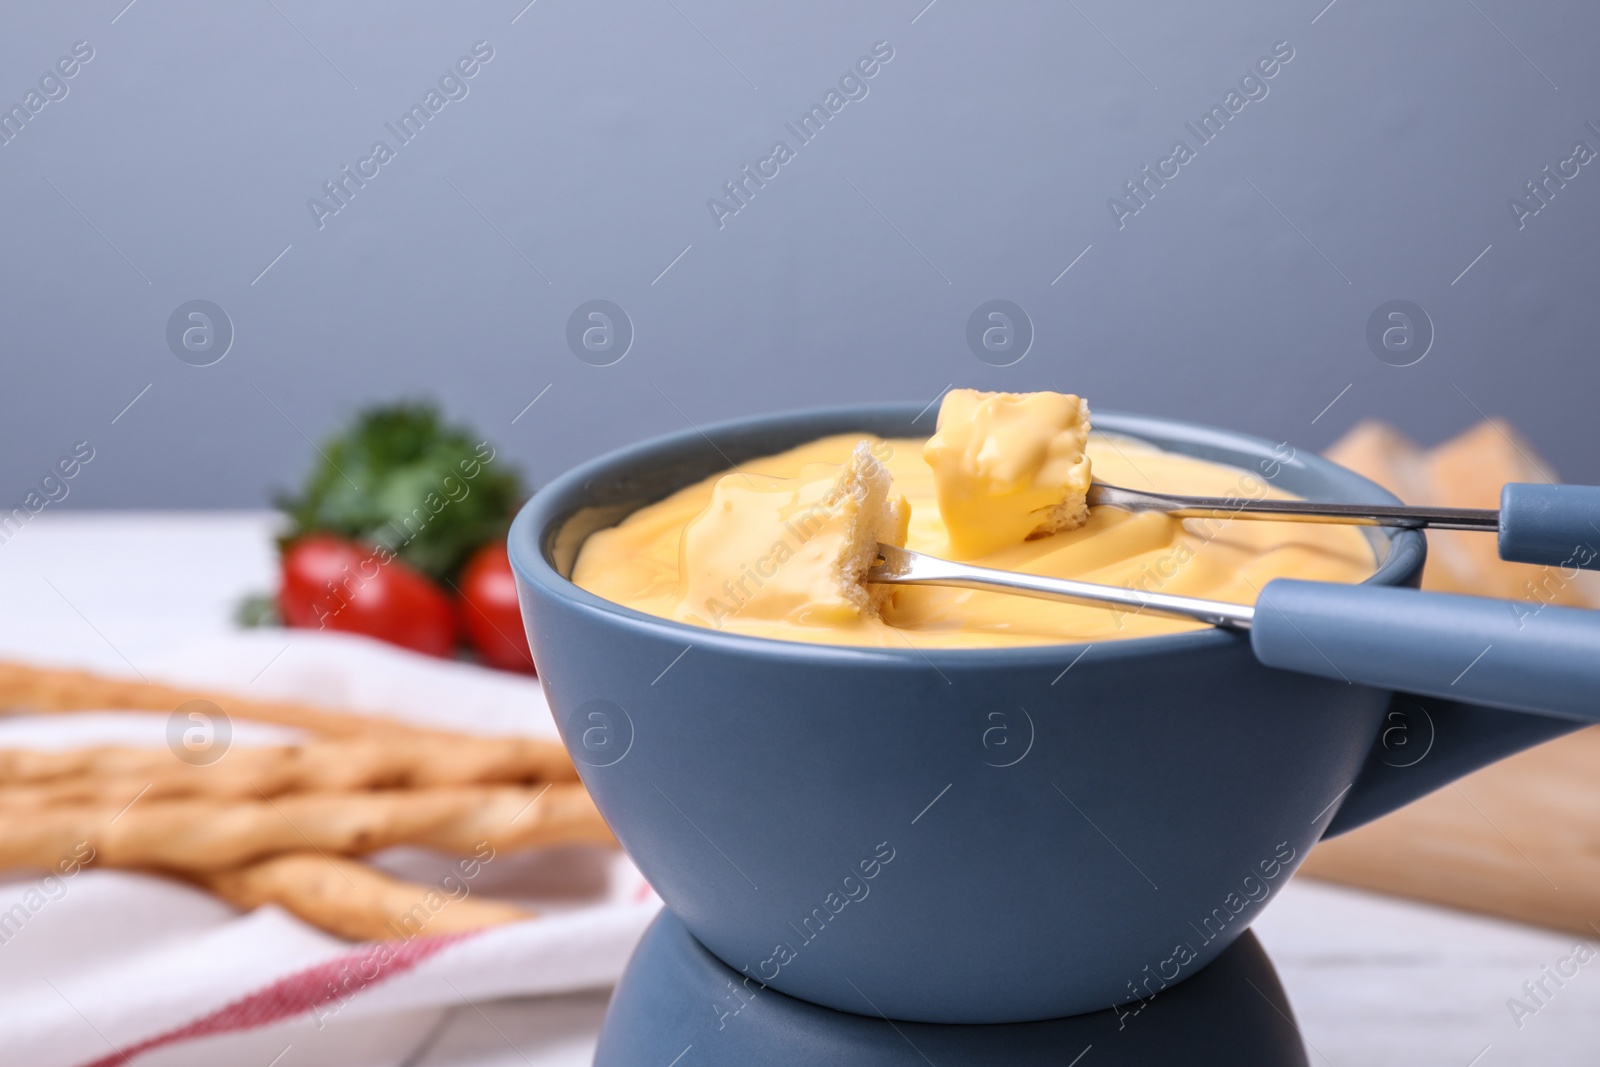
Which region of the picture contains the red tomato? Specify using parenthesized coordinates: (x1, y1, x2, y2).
(456, 540, 536, 673)
(278, 535, 456, 658)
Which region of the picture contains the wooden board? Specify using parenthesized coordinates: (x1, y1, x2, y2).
(1308, 419, 1600, 934)
(1300, 726, 1600, 937)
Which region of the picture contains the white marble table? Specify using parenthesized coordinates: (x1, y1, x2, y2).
(3, 513, 1595, 1066)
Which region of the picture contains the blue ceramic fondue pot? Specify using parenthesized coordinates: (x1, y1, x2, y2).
(509, 404, 1589, 1023)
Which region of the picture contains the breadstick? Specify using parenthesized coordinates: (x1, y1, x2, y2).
(0, 784, 614, 873)
(0, 734, 576, 795)
(0, 660, 443, 738)
(198, 852, 533, 941)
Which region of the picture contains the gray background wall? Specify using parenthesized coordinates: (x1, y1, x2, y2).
(2, 0, 1596, 508)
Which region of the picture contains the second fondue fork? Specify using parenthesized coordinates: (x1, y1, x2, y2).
(1088, 481, 1600, 571)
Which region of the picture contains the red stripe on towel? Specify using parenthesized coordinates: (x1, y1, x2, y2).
(76, 930, 482, 1067)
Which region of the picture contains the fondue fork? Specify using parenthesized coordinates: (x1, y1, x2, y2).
(1088, 482, 1496, 531)
(867, 542, 1600, 723)
(1088, 481, 1600, 571)
(868, 543, 1258, 632)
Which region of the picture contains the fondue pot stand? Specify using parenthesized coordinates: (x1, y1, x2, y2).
(593, 909, 1309, 1065)
(511, 403, 1592, 1050)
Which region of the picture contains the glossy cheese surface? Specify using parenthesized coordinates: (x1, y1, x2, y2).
(572, 432, 1376, 649)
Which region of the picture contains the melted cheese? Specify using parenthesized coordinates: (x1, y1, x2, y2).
(572, 428, 1376, 649)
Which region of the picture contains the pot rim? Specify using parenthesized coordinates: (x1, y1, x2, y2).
(509, 402, 1425, 668)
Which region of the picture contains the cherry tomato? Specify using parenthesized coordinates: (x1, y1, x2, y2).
(456, 540, 536, 673)
(278, 534, 456, 658)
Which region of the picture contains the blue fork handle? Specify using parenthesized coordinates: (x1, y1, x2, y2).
(1499, 483, 1600, 570)
(1252, 579, 1600, 722)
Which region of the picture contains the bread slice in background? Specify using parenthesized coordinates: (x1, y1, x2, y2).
(1327, 418, 1600, 606)
(1309, 417, 1600, 936)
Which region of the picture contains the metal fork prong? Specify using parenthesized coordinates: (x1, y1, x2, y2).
(867, 543, 1255, 632)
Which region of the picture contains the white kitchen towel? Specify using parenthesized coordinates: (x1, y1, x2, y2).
(0, 627, 659, 1067)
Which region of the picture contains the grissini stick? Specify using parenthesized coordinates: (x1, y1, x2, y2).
(0, 734, 576, 792)
(0, 783, 614, 873)
(0, 660, 453, 738)
(197, 852, 533, 941)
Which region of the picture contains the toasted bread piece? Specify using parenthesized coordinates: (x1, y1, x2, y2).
(922, 389, 1092, 559)
(1327, 418, 1600, 606)
(1323, 420, 1430, 503)
(1426, 420, 1598, 604)
(676, 442, 910, 628)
